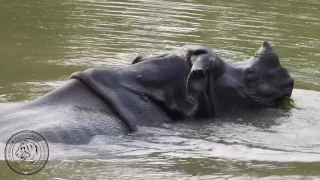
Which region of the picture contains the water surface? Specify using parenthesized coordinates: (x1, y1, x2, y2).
(0, 0, 319, 179)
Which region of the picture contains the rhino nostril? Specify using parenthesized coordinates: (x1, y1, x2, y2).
(282, 79, 293, 88)
(283, 79, 294, 90)
(288, 79, 294, 88)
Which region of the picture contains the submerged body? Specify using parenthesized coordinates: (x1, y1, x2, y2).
(0, 42, 294, 144)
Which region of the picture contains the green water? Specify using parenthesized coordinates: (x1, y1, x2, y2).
(0, 0, 320, 179)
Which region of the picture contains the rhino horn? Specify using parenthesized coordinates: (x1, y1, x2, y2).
(255, 41, 275, 56)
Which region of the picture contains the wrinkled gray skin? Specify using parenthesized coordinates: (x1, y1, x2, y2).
(0, 42, 293, 144)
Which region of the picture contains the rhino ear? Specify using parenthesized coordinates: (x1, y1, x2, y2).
(187, 53, 213, 93)
(132, 53, 169, 64)
(132, 56, 143, 64)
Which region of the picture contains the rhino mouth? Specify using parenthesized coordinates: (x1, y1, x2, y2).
(237, 86, 292, 107)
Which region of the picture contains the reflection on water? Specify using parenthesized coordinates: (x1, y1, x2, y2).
(1, 89, 320, 179)
(0, 0, 320, 179)
(0, 0, 319, 102)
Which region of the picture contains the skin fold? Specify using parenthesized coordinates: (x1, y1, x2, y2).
(0, 42, 293, 144)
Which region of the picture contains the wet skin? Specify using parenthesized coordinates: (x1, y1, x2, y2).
(0, 42, 293, 144)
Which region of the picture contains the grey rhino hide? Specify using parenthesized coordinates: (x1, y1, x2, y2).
(69, 58, 193, 132)
(69, 46, 215, 132)
(0, 45, 218, 144)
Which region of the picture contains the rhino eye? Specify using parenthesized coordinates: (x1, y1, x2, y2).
(245, 69, 256, 79)
(245, 69, 258, 86)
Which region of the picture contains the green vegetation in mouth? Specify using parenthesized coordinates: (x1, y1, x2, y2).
(279, 96, 295, 110)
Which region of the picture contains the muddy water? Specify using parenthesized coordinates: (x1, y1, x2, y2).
(0, 0, 319, 179)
